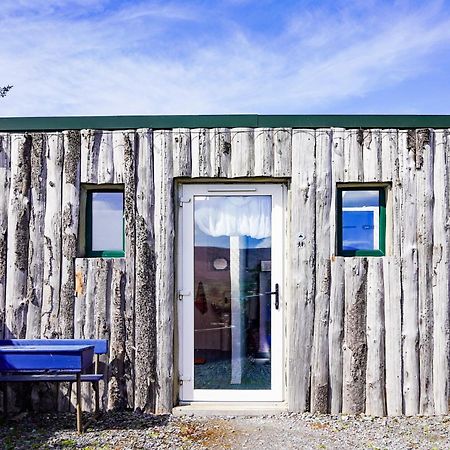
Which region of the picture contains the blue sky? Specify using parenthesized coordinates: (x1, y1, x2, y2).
(1, 0, 450, 116)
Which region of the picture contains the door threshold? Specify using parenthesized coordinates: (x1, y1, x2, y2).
(173, 401, 287, 417)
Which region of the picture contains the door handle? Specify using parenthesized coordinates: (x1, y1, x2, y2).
(266, 283, 280, 310)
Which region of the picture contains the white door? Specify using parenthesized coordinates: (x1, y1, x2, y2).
(178, 184, 284, 402)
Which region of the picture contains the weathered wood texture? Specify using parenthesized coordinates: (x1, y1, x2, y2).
(1, 127, 450, 417)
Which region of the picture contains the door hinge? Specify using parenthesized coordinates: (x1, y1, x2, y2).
(178, 290, 191, 301)
(179, 197, 191, 207)
(179, 374, 191, 385)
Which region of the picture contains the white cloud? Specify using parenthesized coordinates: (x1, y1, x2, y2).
(1, 0, 450, 115)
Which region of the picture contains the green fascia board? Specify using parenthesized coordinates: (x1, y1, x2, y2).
(1, 114, 450, 131)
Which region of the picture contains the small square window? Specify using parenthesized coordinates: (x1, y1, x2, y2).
(337, 186, 386, 257)
(86, 190, 124, 257)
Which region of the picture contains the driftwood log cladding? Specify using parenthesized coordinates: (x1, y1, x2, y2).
(0, 126, 449, 416)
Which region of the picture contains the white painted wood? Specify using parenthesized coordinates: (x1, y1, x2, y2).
(288, 129, 316, 411)
(112, 131, 125, 183)
(342, 258, 368, 414)
(97, 131, 114, 184)
(400, 130, 420, 415)
(41, 133, 64, 338)
(381, 129, 397, 181)
(80, 129, 99, 184)
(365, 258, 386, 416)
(273, 128, 292, 177)
(172, 128, 191, 177)
(311, 129, 332, 413)
(154, 130, 175, 413)
(254, 128, 273, 177)
(5, 134, 31, 338)
(231, 128, 254, 177)
(0, 133, 11, 338)
(432, 129, 450, 414)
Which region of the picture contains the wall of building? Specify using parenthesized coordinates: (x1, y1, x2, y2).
(0, 127, 448, 415)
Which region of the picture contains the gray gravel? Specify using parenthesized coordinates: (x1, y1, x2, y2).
(1, 410, 449, 449)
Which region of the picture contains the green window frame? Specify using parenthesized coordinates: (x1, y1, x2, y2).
(336, 186, 386, 257)
(86, 189, 125, 258)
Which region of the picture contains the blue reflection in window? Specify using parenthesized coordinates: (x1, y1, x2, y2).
(342, 190, 379, 251)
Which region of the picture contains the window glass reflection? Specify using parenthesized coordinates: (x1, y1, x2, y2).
(91, 192, 124, 252)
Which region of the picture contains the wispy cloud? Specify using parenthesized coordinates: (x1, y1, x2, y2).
(1, 0, 450, 115)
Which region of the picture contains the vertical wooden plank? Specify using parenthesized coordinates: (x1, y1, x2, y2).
(363, 129, 382, 182)
(416, 128, 435, 414)
(329, 256, 345, 413)
(401, 130, 420, 414)
(0, 133, 11, 338)
(191, 128, 212, 178)
(344, 130, 364, 182)
(5, 134, 32, 338)
(432, 129, 450, 414)
(273, 128, 292, 177)
(41, 133, 64, 338)
(60, 130, 81, 339)
(97, 132, 114, 184)
(231, 128, 254, 177)
(365, 258, 386, 416)
(135, 128, 157, 412)
(108, 258, 127, 410)
(123, 130, 136, 409)
(81, 129, 100, 184)
(112, 131, 125, 184)
(154, 130, 174, 413)
(381, 129, 396, 182)
(26, 133, 46, 338)
(212, 128, 231, 178)
(288, 129, 316, 412)
(342, 258, 368, 414)
(311, 129, 332, 413)
(254, 128, 273, 177)
(172, 128, 191, 178)
(74, 258, 88, 340)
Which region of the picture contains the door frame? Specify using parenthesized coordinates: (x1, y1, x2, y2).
(177, 183, 286, 402)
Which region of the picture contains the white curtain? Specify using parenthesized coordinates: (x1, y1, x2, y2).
(195, 196, 271, 239)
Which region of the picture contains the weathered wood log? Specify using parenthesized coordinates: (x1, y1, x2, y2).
(253, 128, 273, 177)
(81, 129, 100, 184)
(363, 129, 382, 182)
(172, 128, 191, 178)
(191, 129, 212, 177)
(0, 133, 11, 339)
(112, 131, 125, 184)
(212, 128, 231, 178)
(432, 129, 450, 414)
(381, 129, 396, 181)
(26, 133, 46, 338)
(329, 256, 345, 413)
(401, 130, 420, 414)
(41, 133, 64, 338)
(108, 258, 127, 410)
(134, 128, 157, 412)
(365, 258, 386, 416)
(231, 128, 254, 177)
(416, 129, 435, 414)
(273, 128, 292, 177)
(60, 130, 81, 339)
(288, 129, 316, 412)
(153, 130, 175, 413)
(344, 130, 364, 182)
(5, 134, 32, 338)
(123, 130, 136, 409)
(311, 129, 332, 413)
(97, 131, 114, 184)
(342, 258, 368, 414)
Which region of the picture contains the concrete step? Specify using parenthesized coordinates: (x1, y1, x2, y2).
(173, 402, 288, 417)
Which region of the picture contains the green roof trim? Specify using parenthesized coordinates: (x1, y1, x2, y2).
(1, 114, 450, 131)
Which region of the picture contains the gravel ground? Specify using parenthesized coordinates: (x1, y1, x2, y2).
(1, 410, 449, 449)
